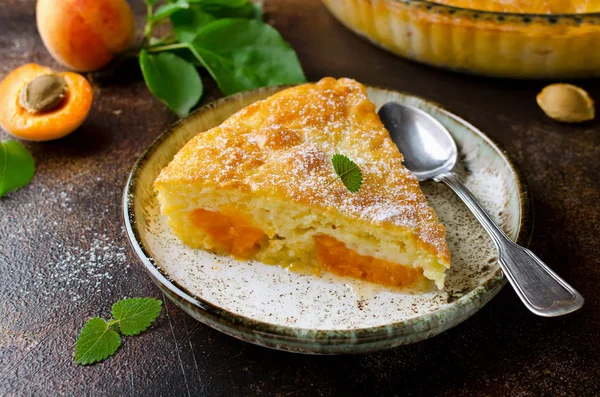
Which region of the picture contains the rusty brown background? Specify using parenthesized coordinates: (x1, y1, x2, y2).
(1, 0, 599, 395)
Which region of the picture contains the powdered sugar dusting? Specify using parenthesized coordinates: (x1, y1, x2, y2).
(156, 78, 449, 260)
(19, 229, 130, 303)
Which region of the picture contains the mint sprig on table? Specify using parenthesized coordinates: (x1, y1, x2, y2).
(0, 140, 35, 198)
(75, 298, 162, 365)
(139, 0, 306, 117)
(328, 154, 363, 193)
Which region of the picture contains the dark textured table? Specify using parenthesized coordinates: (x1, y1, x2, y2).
(1, 0, 599, 395)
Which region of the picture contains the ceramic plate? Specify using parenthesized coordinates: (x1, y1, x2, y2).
(123, 85, 531, 354)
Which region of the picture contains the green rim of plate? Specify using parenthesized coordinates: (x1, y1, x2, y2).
(123, 85, 532, 354)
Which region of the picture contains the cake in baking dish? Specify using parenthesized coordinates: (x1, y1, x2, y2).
(154, 78, 450, 289)
(322, 0, 600, 79)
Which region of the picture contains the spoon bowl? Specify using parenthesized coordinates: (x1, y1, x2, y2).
(378, 102, 457, 181)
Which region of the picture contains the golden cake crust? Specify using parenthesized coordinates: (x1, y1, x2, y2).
(155, 78, 450, 265)
(430, 0, 600, 14)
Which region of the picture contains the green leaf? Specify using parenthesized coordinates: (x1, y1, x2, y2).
(111, 298, 162, 336)
(151, 1, 190, 22)
(330, 154, 363, 193)
(139, 50, 203, 117)
(148, 34, 177, 46)
(171, 7, 216, 43)
(202, 2, 262, 19)
(145, 0, 160, 6)
(187, 19, 306, 95)
(170, 47, 205, 66)
(148, 36, 163, 46)
(188, 0, 248, 6)
(249, 2, 262, 20)
(182, 0, 261, 20)
(0, 140, 35, 198)
(75, 318, 122, 365)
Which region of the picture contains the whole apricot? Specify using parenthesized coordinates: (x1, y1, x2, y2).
(36, 0, 136, 72)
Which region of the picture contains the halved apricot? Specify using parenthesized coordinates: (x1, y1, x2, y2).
(0, 63, 93, 141)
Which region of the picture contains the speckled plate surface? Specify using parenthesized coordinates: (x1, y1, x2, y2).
(123, 85, 531, 354)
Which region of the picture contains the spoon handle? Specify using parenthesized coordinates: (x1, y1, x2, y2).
(435, 172, 584, 317)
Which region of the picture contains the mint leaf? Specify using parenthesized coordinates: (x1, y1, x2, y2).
(187, 19, 306, 95)
(0, 140, 35, 198)
(75, 318, 122, 365)
(112, 298, 162, 336)
(139, 50, 203, 117)
(330, 154, 363, 193)
(74, 297, 162, 365)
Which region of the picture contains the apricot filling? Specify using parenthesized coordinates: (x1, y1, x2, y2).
(315, 236, 423, 287)
(190, 208, 266, 259)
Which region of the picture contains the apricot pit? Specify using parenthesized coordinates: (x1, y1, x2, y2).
(537, 83, 595, 123)
(19, 74, 67, 113)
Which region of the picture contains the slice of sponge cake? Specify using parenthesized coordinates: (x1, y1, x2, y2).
(154, 78, 450, 289)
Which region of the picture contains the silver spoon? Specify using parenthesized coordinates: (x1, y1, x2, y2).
(378, 102, 584, 317)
